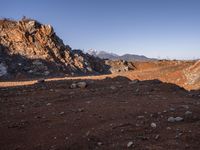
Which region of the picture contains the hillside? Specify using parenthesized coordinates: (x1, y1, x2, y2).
(0, 18, 108, 79)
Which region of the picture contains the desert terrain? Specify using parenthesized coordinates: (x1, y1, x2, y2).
(0, 18, 200, 150)
(1, 60, 200, 150)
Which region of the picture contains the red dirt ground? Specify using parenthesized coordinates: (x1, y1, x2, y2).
(0, 61, 200, 150)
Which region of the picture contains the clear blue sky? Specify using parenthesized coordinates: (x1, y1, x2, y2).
(1, 0, 200, 59)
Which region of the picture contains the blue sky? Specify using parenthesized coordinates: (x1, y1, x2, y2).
(1, 0, 200, 59)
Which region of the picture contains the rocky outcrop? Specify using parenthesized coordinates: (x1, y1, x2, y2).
(105, 60, 136, 73)
(184, 60, 200, 85)
(0, 18, 108, 79)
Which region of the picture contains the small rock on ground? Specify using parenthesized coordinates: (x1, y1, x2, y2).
(127, 141, 134, 148)
(151, 122, 157, 128)
(77, 81, 87, 88)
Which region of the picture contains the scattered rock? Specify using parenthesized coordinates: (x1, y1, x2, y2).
(151, 122, 157, 128)
(77, 81, 87, 88)
(163, 110, 167, 113)
(85, 131, 90, 136)
(137, 116, 145, 119)
(78, 108, 84, 112)
(46, 103, 51, 106)
(59, 112, 64, 115)
(169, 108, 175, 111)
(70, 82, 87, 89)
(110, 85, 117, 90)
(181, 105, 189, 109)
(174, 117, 184, 122)
(185, 111, 192, 116)
(168, 116, 184, 122)
(166, 127, 172, 130)
(167, 117, 176, 122)
(127, 141, 134, 148)
(70, 83, 77, 89)
(135, 88, 140, 92)
(97, 142, 102, 146)
(157, 112, 161, 115)
(155, 134, 160, 140)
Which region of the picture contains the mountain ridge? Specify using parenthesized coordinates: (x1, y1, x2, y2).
(87, 49, 154, 61)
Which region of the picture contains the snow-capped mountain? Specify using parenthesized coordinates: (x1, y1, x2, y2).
(87, 49, 153, 61)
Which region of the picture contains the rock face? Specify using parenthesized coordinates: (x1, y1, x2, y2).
(0, 18, 107, 79)
(184, 60, 200, 85)
(105, 60, 136, 73)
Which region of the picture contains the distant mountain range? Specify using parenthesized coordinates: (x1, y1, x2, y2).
(87, 49, 154, 61)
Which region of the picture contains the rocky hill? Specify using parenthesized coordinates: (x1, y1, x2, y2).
(0, 18, 108, 79)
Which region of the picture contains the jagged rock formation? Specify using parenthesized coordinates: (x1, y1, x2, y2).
(0, 18, 107, 78)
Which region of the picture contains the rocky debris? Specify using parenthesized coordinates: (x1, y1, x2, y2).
(70, 81, 87, 89)
(59, 112, 65, 115)
(181, 105, 189, 109)
(46, 103, 51, 106)
(155, 134, 160, 140)
(0, 18, 108, 79)
(137, 115, 145, 119)
(77, 108, 84, 112)
(105, 60, 136, 73)
(185, 111, 193, 119)
(151, 122, 157, 128)
(1, 76, 200, 149)
(127, 141, 134, 148)
(77, 81, 87, 88)
(169, 108, 176, 111)
(110, 85, 117, 90)
(175, 117, 184, 122)
(185, 111, 192, 116)
(167, 116, 184, 122)
(167, 117, 175, 122)
(70, 83, 77, 89)
(97, 142, 102, 146)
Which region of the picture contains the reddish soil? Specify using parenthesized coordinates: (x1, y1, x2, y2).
(0, 61, 200, 150)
